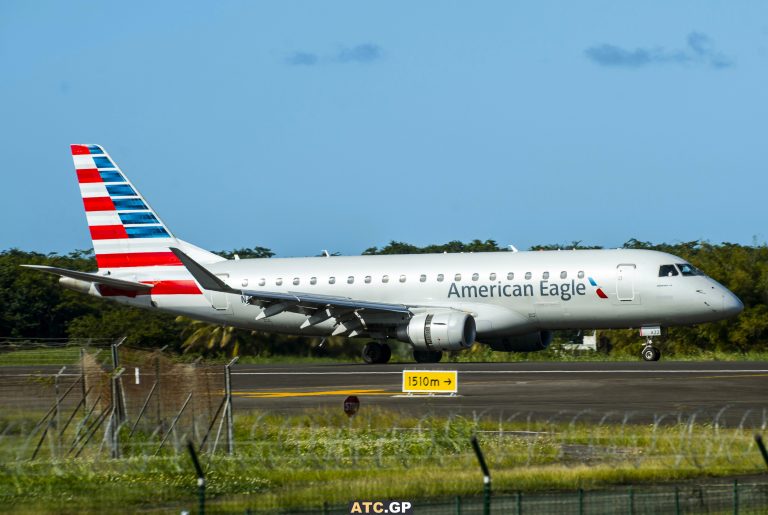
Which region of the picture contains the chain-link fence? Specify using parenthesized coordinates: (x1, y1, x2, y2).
(2, 340, 768, 513)
(284, 481, 768, 514)
(0, 339, 230, 461)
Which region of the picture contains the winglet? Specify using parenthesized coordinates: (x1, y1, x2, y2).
(168, 247, 236, 293)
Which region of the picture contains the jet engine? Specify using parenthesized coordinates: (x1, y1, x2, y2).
(396, 312, 476, 351)
(479, 331, 553, 352)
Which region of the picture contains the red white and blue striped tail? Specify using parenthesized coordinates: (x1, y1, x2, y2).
(71, 144, 224, 273)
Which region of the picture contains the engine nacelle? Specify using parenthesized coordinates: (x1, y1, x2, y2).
(59, 276, 93, 295)
(480, 331, 553, 352)
(396, 312, 476, 351)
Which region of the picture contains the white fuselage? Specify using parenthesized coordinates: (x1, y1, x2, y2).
(114, 248, 743, 339)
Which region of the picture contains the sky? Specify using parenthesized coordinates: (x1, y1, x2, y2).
(1, 1, 767, 257)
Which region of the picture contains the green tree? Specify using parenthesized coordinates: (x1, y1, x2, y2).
(214, 246, 274, 259)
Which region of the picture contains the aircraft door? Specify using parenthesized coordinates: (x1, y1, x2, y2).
(616, 264, 636, 302)
(211, 291, 230, 310)
(209, 274, 233, 313)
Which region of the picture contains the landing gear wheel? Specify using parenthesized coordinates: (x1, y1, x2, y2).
(641, 346, 661, 362)
(380, 343, 392, 364)
(362, 342, 391, 364)
(413, 350, 443, 363)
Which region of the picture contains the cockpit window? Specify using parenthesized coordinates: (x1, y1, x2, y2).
(677, 263, 704, 276)
(658, 265, 678, 277)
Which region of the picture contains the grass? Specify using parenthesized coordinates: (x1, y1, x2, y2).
(0, 346, 85, 366)
(1, 407, 766, 512)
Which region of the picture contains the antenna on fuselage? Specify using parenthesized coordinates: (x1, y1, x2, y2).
(322, 250, 330, 257)
(508, 245, 519, 253)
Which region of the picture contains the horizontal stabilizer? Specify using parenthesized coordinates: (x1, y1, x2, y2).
(21, 265, 153, 292)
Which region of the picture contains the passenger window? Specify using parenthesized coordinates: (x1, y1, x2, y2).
(437, 274, 444, 282)
(259, 278, 266, 287)
(489, 273, 496, 281)
(507, 272, 514, 280)
(455, 273, 462, 281)
(658, 265, 678, 277)
(310, 277, 317, 285)
(560, 271, 567, 279)
(276, 278, 283, 286)
(364, 276, 371, 284)
(542, 272, 549, 280)
(420, 274, 427, 282)
(293, 277, 300, 285)
(577, 271, 584, 279)
(347, 276, 354, 284)
(524, 272, 532, 280)
(382, 275, 389, 283)
(329, 276, 336, 284)
(399, 275, 406, 283)
(472, 273, 479, 281)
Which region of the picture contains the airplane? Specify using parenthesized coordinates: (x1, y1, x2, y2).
(23, 144, 744, 364)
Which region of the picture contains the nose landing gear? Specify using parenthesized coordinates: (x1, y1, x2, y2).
(641, 339, 661, 362)
(640, 326, 662, 361)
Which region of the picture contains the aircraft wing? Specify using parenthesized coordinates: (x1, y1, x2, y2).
(20, 265, 154, 292)
(238, 289, 410, 314)
(169, 247, 412, 335)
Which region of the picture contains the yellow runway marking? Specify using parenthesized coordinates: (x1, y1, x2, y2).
(234, 388, 396, 399)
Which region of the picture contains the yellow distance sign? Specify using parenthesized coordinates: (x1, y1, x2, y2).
(402, 370, 458, 394)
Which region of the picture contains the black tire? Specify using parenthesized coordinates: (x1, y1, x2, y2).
(641, 347, 656, 362)
(362, 342, 384, 364)
(652, 347, 661, 361)
(413, 349, 443, 363)
(380, 343, 392, 364)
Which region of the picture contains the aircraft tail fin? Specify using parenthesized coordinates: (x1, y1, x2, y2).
(70, 144, 225, 271)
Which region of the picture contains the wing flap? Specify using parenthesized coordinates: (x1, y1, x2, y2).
(240, 289, 411, 314)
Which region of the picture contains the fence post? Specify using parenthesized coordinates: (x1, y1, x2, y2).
(54, 365, 66, 454)
(756, 434, 768, 470)
(516, 491, 522, 515)
(674, 486, 680, 515)
(186, 440, 206, 515)
(225, 357, 239, 456)
(628, 486, 634, 515)
(80, 347, 87, 417)
(111, 337, 127, 425)
(733, 478, 739, 515)
(470, 435, 491, 515)
(455, 495, 461, 515)
(110, 368, 125, 459)
(578, 488, 584, 515)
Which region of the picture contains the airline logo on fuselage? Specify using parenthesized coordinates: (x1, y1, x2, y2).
(447, 277, 606, 301)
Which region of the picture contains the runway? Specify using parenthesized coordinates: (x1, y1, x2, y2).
(231, 361, 768, 425)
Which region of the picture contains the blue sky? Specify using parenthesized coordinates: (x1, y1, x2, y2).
(2, 1, 767, 256)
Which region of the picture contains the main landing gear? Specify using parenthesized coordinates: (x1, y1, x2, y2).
(413, 349, 443, 363)
(641, 337, 661, 362)
(362, 341, 392, 364)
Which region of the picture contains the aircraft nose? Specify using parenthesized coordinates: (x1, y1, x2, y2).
(722, 290, 744, 317)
